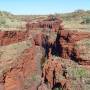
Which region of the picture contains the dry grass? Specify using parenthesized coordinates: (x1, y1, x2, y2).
(63, 20, 90, 32)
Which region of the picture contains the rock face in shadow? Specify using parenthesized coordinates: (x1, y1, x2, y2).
(40, 30, 90, 65)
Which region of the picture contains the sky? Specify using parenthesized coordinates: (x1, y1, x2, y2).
(0, 0, 90, 15)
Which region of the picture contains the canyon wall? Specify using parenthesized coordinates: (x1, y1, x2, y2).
(0, 30, 29, 46)
(35, 30, 90, 65)
(0, 34, 37, 90)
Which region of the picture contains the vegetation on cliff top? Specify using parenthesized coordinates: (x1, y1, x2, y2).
(0, 10, 90, 29)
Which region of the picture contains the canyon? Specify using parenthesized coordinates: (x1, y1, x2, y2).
(0, 15, 90, 90)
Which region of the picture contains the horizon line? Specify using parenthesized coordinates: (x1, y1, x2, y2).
(1, 9, 90, 15)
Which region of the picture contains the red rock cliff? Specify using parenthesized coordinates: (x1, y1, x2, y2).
(0, 36, 36, 90)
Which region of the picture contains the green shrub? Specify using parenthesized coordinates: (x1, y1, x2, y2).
(31, 74, 37, 81)
(53, 87, 62, 90)
(70, 67, 87, 78)
(85, 17, 90, 23)
(0, 17, 6, 25)
(81, 17, 90, 24)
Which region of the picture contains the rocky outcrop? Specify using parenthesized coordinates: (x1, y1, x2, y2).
(26, 15, 64, 31)
(34, 33, 44, 46)
(42, 56, 71, 90)
(0, 30, 29, 46)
